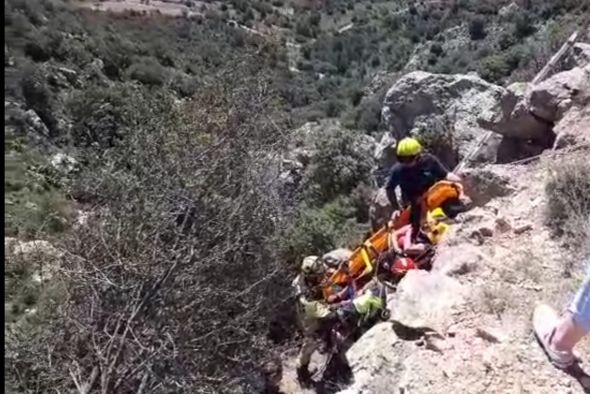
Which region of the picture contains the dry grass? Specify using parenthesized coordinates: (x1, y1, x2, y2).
(544, 156, 590, 261)
(474, 283, 513, 319)
(5, 57, 296, 394)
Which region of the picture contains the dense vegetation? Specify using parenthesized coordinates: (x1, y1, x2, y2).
(4, 0, 590, 392)
(226, 0, 589, 127)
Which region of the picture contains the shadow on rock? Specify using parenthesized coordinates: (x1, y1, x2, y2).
(565, 363, 590, 394)
(314, 354, 353, 394)
(390, 320, 443, 341)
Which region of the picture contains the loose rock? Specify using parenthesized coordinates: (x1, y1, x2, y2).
(495, 217, 512, 234)
(513, 223, 533, 235)
(478, 227, 494, 237)
(389, 270, 466, 330)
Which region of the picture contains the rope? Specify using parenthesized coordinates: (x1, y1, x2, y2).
(454, 134, 590, 173)
(500, 141, 590, 166)
(453, 131, 494, 173)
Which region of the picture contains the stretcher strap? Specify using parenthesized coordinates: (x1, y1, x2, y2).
(359, 245, 374, 278)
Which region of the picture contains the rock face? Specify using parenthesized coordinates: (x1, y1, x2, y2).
(478, 88, 552, 141)
(553, 102, 590, 148)
(341, 270, 467, 394)
(382, 71, 505, 163)
(343, 323, 406, 394)
(368, 187, 394, 231)
(363, 70, 399, 97)
(479, 62, 590, 151)
(434, 243, 483, 276)
(460, 166, 515, 207)
(388, 270, 466, 331)
(373, 131, 396, 170)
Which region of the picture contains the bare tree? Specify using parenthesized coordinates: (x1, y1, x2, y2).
(6, 54, 298, 394)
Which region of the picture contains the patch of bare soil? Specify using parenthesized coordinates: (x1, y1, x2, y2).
(74, 0, 206, 17)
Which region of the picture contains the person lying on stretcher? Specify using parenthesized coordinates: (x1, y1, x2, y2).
(390, 208, 449, 256)
(376, 210, 449, 278)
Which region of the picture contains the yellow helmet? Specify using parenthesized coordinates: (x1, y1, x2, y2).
(396, 137, 423, 157)
(301, 256, 324, 275)
(428, 208, 447, 222)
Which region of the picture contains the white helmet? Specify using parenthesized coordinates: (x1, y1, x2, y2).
(301, 256, 324, 275)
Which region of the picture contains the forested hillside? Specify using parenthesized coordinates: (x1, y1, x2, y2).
(4, 0, 589, 392)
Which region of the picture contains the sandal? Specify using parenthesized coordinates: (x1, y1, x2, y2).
(533, 303, 575, 369)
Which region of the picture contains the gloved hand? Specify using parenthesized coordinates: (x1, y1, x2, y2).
(327, 294, 338, 303)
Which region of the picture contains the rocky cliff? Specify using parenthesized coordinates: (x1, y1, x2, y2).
(281, 36, 590, 394)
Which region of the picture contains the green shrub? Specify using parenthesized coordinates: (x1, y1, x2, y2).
(499, 32, 516, 50)
(479, 55, 511, 83)
(430, 43, 444, 56)
(67, 84, 173, 149)
(4, 148, 70, 238)
(344, 92, 384, 133)
(281, 198, 367, 265)
(171, 74, 200, 98)
(325, 99, 345, 117)
(126, 58, 168, 86)
(24, 33, 52, 61)
(7, 58, 296, 394)
(302, 126, 373, 205)
(514, 13, 536, 39)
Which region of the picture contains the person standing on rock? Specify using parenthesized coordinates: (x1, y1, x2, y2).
(385, 137, 462, 242)
(533, 261, 590, 370)
(292, 256, 340, 386)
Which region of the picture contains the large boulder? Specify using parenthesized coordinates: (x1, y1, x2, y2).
(363, 70, 399, 97)
(388, 270, 466, 331)
(340, 271, 468, 393)
(343, 323, 412, 394)
(382, 71, 506, 163)
(481, 66, 590, 144)
(477, 82, 553, 141)
(528, 66, 590, 123)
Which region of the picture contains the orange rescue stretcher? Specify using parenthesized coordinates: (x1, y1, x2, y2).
(321, 180, 464, 301)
